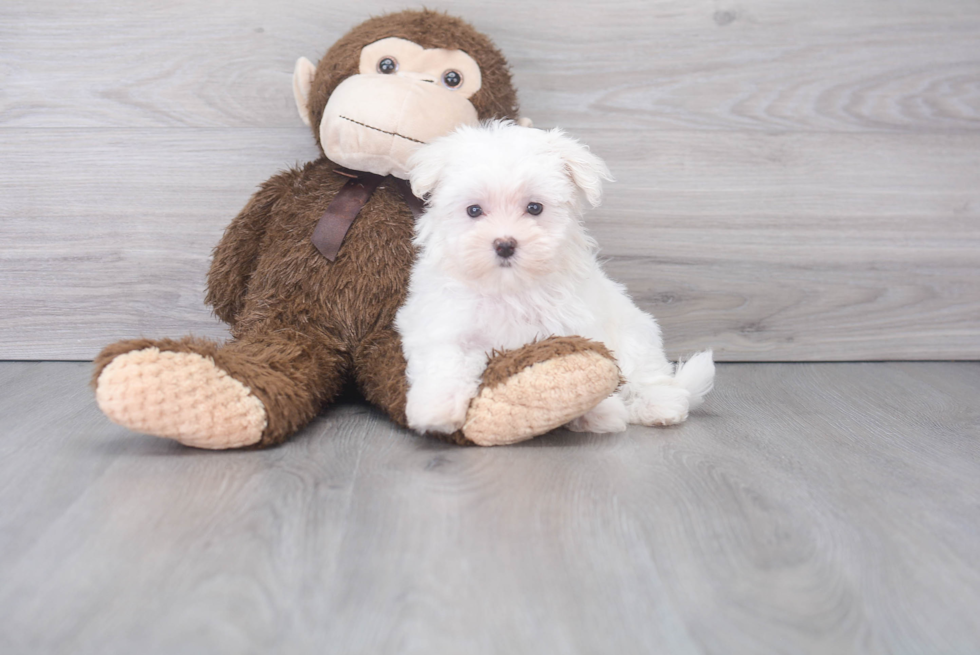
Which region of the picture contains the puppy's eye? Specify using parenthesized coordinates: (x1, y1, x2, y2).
(378, 57, 398, 74)
(466, 205, 483, 218)
(527, 202, 544, 216)
(442, 70, 462, 89)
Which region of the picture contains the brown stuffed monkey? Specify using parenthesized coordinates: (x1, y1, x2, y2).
(93, 10, 620, 448)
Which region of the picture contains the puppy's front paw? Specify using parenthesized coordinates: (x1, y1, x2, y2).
(406, 383, 474, 435)
(630, 385, 691, 426)
(566, 395, 629, 434)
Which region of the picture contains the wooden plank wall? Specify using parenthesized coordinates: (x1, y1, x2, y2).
(1, 0, 978, 361)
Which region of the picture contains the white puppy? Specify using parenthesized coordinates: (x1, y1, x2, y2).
(396, 120, 715, 436)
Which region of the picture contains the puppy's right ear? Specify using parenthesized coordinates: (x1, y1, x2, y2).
(293, 57, 316, 127)
(407, 143, 447, 199)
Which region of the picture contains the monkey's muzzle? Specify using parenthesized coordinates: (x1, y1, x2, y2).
(321, 74, 479, 180)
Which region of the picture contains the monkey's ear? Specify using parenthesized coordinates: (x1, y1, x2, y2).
(546, 128, 613, 208)
(292, 57, 317, 127)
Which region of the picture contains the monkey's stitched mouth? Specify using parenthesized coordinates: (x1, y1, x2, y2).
(339, 116, 425, 144)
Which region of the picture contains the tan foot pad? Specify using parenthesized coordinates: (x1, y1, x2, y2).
(95, 348, 267, 449)
(463, 350, 620, 447)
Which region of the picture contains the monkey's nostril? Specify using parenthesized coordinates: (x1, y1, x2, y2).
(493, 237, 517, 259)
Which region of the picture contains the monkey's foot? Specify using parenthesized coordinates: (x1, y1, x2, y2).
(95, 345, 267, 449)
(462, 336, 620, 446)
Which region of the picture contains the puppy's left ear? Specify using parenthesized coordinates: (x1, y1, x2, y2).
(547, 128, 614, 208)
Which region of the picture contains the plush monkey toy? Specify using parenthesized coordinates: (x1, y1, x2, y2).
(93, 10, 620, 448)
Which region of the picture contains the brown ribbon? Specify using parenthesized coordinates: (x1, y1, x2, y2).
(312, 171, 426, 261)
(392, 177, 426, 220)
(312, 172, 383, 261)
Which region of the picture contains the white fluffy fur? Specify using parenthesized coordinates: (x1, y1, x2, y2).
(396, 120, 715, 435)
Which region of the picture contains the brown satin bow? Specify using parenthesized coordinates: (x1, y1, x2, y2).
(312, 171, 424, 261)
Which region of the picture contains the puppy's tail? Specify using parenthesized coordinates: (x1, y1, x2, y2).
(674, 350, 715, 410)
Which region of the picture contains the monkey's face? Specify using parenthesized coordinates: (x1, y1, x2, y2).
(295, 37, 483, 179)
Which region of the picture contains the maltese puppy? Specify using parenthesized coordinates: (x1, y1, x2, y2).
(396, 120, 715, 436)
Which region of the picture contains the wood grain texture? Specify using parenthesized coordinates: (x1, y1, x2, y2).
(2, 129, 976, 360)
(1, 0, 979, 360)
(3, 1, 978, 132)
(2, 361, 979, 654)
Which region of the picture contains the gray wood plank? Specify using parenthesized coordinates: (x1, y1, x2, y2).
(1, 361, 979, 654)
(2, 1, 978, 132)
(0, 129, 319, 354)
(2, 129, 977, 360)
(2, 0, 979, 360)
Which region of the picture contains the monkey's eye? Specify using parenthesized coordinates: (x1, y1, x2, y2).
(467, 205, 483, 218)
(527, 202, 544, 216)
(378, 57, 398, 74)
(442, 70, 462, 89)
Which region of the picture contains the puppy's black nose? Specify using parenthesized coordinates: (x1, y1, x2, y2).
(493, 237, 517, 259)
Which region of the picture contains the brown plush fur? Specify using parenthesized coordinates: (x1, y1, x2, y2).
(95, 161, 416, 447)
(93, 10, 615, 448)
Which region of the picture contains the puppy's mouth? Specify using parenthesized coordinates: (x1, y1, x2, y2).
(496, 258, 514, 268)
(339, 116, 425, 144)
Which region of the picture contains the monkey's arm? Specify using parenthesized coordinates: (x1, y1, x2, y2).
(205, 170, 297, 325)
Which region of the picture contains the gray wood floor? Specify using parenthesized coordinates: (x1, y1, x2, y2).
(2, 361, 979, 654)
(2, 0, 979, 361)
